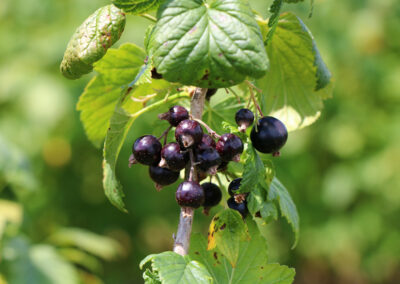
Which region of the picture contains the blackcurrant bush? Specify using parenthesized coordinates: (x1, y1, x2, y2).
(206, 88, 218, 100)
(228, 178, 242, 196)
(227, 197, 248, 218)
(195, 147, 221, 175)
(175, 119, 203, 148)
(201, 182, 222, 207)
(197, 134, 216, 151)
(149, 166, 180, 189)
(176, 181, 205, 208)
(151, 67, 163, 79)
(250, 116, 288, 154)
(216, 134, 244, 162)
(235, 108, 254, 132)
(132, 135, 162, 165)
(160, 142, 188, 171)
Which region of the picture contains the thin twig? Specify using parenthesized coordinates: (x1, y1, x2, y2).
(246, 81, 264, 117)
(190, 117, 221, 139)
(140, 13, 157, 22)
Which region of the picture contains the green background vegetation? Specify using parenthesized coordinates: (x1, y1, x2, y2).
(0, 0, 399, 283)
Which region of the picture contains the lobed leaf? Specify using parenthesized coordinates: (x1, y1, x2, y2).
(113, 0, 163, 15)
(77, 43, 149, 147)
(60, 5, 126, 79)
(257, 12, 332, 132)
(239, 143, 265, 193)
(150, 0, 269, 88)
(140, 252, 212, 284)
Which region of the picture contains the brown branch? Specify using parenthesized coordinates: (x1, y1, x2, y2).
(173, 87, 207, 256)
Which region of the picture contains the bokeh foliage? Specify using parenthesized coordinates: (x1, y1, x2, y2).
(0, 0, 399, 283)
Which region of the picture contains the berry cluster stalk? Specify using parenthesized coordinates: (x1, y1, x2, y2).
(173, 87, 207, 255)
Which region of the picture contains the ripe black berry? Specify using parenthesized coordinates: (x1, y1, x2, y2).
(216, 134, 244, 162)
(132, 135, 162, 165)
(160, 142, 188, 171)
(206, 88, 218, 100)
(149, 166, 179, 189)
(197, 134, 216, 151)
(176, 181, 205, 208)
(195, 148, 221, 175)
(201, 182, 222, 207)
(227, 197, 248, 218)
(228, 178, 242, 196)
(250, 116, 288, 154)
(175, 119, 203, 148)
(151, 67, 163, 79)
(159, 105, 189, 127)
(235, 108, 254, 132)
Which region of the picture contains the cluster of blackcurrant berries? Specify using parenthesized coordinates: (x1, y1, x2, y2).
(130, 102, 288, 217)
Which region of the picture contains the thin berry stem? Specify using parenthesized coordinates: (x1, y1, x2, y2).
(173, 87, 207, 256)
(190, 117, 221, 139)
(246, 81, 264, 117)
(158, 125, 172, 142)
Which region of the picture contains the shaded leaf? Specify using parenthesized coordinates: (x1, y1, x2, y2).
(60, 5, 126, 79)
(268, 177, 299, 248)
(77, 43, 148, 147)
(240, 143, 265, 193)
(257, 12, 332, 132)
(140, 252, 212, 284)
(113, 0, 162, 14)
(150, 0, 268, 88)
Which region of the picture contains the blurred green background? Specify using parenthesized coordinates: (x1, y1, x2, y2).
(0, 0, 399, 283)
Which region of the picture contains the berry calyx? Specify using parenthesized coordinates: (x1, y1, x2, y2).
(228, 178, 242, 196)
(149, 166, 180, 190)
(216, 134, 244, 162)
(250, 116, 288, 154)
(195, 148, 222, 175)
(151, 67, 163, 79)
(175, 119, 203, 148)
(158, 105, 189, 127)
(132, 135, 162, 166)
(235, 108, 254, 132)
(160, 142, 188, 171)
(176, 181, 205, 208)
(197, 134, 216, 151)
(227, 197, 248, 218)
(201, 182, 222, 208)
(206, 88, 218, 100)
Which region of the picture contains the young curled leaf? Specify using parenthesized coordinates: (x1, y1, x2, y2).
(60, 5, 126, 79)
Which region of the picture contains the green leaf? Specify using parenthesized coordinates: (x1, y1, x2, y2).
(143, 269, 162, 284)
(47, 228, 123, 261)
(265, 0, 283, 46)
(207, 209, 249, 267)
(268, 177, 299, 248)
(103, 89, 189, 211)
(60, 5, 126, 79)
(240, 143, 265, 193)
(190, 220, 295, 284)
(113, 0, 162, 14)
(140, 252, 212, 284)
(150, 0, 269, 88)
(283, 0, 303, 2)
(257, 12, 332, 132)
(77, 43, 149, 147)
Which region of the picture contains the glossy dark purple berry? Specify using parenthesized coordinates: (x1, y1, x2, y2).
(149, 166, 179, 189)
(227, 197, 248, 218)
(201, 182, 222, 207)
(195, 148, 221, 175)
(206, 88, 218, 100)
(250, 116, 288, 154)
(197, 134, 216, 151)
(235, 108, 254, 132)
(151, 67, 163, 79)
(132, 135, 162, 165)
(217, 161, 229, 172)
(228, 178, 242, 196)
(176, 181, 205, 208)
(216, 134, 244, 162)
(159, 105, 189, 127)
(160, 142, 188, 171)
(175, 119, 203, 148)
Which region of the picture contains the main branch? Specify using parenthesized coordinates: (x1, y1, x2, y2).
(173, 87, 207, 255)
